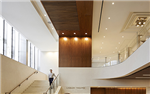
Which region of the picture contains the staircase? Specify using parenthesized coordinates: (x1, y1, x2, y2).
(22, 80, 49, 94)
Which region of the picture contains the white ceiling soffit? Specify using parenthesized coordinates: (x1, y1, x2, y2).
(92, 1, 150, 59)
(2, 0, 58, 51)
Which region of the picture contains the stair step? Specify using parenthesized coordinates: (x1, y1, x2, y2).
(22, 80, 49, 94)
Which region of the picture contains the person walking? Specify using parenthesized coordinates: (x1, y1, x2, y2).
(49, 69, 56, 86)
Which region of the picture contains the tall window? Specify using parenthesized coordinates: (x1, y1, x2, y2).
(0, 16, 3, 54)
(30, 43, 35, 68)
(18, 34, 26, 65)
(4, 21, 12, 58)
(14, 29, 19, 61)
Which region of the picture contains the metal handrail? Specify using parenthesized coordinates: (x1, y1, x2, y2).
(5, 71, 38, 94)
(44, 74, 59, 94)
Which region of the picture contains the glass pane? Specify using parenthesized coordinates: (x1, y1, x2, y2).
(35, 47, 38, 70)
(28, 41, 31, 67)
(11, 28, 15, 59)
(31, 44, 35, 68)
(0, 16, 3, 54)
(19, 34, 26, 65)
(5, 21, 12, 58)
(14, 29, 19, 61)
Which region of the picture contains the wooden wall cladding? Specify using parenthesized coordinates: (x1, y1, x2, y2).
(91, 88, 146, 94)
(59, 37, 91, 67)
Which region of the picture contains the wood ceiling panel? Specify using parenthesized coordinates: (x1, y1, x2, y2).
(41, 1, 93, 37)
(41, 1, 80, 31)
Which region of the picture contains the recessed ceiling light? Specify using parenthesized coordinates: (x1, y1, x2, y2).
(44, 14, 47, 16)
(62, 33, 64, 34)
(122, 36, 124, 38)
(74, 37, 78, 41)
(118, 42, 120, 44)
(112, 2, 115, 5)
(64, 37, 67, 41)
(74, 33, 76, 34)
(108, 17, 110, 19)
(85, 33, 87, 34)
(103, 36, 105, 38)
(105, 28, 108, 30)
(85, 38, 88, 40)
(102, 42, 104, 44)
(101, 47, 102, 49)
(141, 25, 143, 27)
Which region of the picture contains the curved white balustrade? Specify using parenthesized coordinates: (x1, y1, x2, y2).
(92, 38, 150, 79)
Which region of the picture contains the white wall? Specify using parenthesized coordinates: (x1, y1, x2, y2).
(59, 68, 150, 94)
(0, 54, 47, 94)
(93, 38, 150, 79)
(40, 51, 59, 76)
(0, 54, 1, 94)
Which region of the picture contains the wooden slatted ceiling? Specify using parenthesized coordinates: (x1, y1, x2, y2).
(41, 1, 93, 37)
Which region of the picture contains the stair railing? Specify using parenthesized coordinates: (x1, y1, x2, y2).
(43, 74, 59, 94)
(5, 71, 38, 94)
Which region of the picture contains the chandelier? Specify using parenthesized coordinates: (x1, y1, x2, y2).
(135, 17, 147, 27)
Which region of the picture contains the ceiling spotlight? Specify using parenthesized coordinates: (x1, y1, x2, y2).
(102, 42, 104, 44)
(112, 2, 115, 5)
(101, 47, 102, 49)
(118, 42, 120, 44)
(64, 37, 67, 41)
(143, 22, 146, 24)
(116, 47, 117, 49)
(139, 22, 141, 24)
(141, 25, 143, 27)
(137, 25, 139, 27)
(85, 33, 87, 34)
(135, 17, 147, 27)
(74, 33, 76, 34)
(103, 36, 105, 38)
(122, 36, 124, 38)
(105, 28, 108, 30)
(52, 28, 54, 29)
(85, 38, 88, 40)
(44, 14, 47, 16)
(74, 37, 78, 41)
(62, 33, 64, 34)
(108, 17, 110, 19)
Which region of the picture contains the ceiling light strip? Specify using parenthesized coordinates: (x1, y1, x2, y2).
(98, 0, 104, 32)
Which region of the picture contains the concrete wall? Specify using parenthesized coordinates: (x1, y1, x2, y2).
(59, 68, 150, 94)
(0, 54, 47, 94)
(40, 51, 59, 76)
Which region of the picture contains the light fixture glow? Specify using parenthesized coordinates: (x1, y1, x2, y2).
(141, 25, 143, 27)
(118, 42, 120, 44)
(112, 2, 115, 5)
(64, 37, 67, 41)
(74, 37, 78, 41)
(85, 38, 88, 40)
(52, 28, 54, 29)
(122, 36, 124, 38)
(44, 14, 47, 16)
(105, 28, 108, 30)
(143, 22, 146, 24)
(139, 22, 141, 24)
(74, 33, 76, 34)
(62, 33, 64, 34)
(137, 25, 139, 27)
(102, 42, 104, 44)
(108, 17, 110, 19)
(103, 36, 105, 38)
(85, 33, 87, 34)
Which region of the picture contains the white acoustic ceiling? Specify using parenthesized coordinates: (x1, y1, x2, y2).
(2, 0, 58, 51)
(92, 1, 150, 61)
